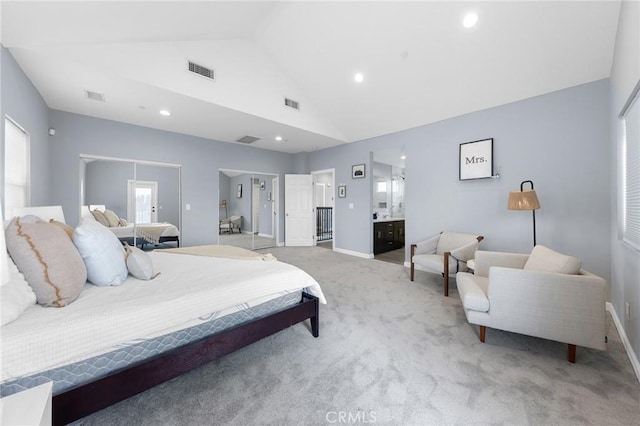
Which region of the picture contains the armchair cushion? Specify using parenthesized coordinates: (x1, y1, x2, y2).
(436, 232, 481, 255)
(414, 234, 439, 255)
(457, 273, 489, 312)
(413, 253, 460, 274)
(524, 245, 581, 275)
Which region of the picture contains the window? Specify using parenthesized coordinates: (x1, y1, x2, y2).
(3, 117, 30, 217)
(622, 84, 640, 250)
(377, 181, 387, 193)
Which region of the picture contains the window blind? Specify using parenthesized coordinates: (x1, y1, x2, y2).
(623, 88, 640, 250)
(3, 118, 29, 217)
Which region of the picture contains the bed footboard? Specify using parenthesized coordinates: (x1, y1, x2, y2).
(52, 292, 319, 425)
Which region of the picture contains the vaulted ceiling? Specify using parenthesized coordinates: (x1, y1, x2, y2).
(0, 1, 621, 153)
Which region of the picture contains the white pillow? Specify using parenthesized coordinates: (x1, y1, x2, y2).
(72, 218, 128, 286)
(124, 244, 156, 280)
(1, 254, 37, 326)
(524, 245, 582, 275)
(103, 209, 121, 227)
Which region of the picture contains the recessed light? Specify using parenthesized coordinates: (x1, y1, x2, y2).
(401, 155, 406, 160)
(354, 73, 364, 83)
(159, 109, 171, 116)
(463, 12, 478, 28)
(275, 136, 283, 141)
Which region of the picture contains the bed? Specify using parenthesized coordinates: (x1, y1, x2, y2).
(1, 207, 325, 425)
(81, 205, 180, 248)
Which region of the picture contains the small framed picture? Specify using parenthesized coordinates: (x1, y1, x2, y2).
(338, 185, 347, 198)
(352, 164, 366, 179)
(459, 138, 493, 180)
(236, 183, 243, 198)
(267, 192, 272, 201)
(260, 180, 266, 190)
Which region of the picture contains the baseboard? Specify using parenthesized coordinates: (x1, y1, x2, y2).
(257, 233, 273, 238)
(606, 302, 640, 383)
(333, 247, 374, 259)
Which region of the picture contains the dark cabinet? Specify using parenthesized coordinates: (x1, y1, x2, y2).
(374, 220, 404, 254)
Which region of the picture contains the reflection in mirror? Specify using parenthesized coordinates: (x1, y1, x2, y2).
(219, 169, 277, 250)
(372, 150, 405, 219)
(80, 156, 182, 250)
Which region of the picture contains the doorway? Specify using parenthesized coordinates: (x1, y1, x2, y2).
(127, 180, 158, 224)
(311, 169, 335, 250)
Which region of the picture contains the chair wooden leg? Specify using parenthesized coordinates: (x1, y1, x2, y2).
(568, 344, 576, 363)
(443, 252, 450, 297)
(410, 262, 415, 281)
(479, 326, 486, 343)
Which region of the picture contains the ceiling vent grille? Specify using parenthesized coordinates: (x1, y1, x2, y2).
(188, 61, 215, 81)
(235, 135, 260, 144)
(284, 97, 300, 110)
(85, 90, 105, 102)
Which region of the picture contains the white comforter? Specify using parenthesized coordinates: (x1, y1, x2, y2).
(0, 251, 325, 382)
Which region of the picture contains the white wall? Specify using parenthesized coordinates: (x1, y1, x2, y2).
(610, 0, 640, 371)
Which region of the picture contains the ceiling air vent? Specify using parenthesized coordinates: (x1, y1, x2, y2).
(284, 97, 300, 110)
(188, 61, 215, 81)
(235, 135, 260, 144)
(85, 90, 105, 102)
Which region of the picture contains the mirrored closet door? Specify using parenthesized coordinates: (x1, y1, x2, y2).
(218, 169, 278, 250)
(80, 155, 182, 249)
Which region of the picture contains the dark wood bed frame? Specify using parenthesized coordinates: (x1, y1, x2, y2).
(52, 292, 319, 425)
(118, 235, 180, 250)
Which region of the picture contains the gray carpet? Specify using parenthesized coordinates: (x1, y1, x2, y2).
(74, 247, 639, 425)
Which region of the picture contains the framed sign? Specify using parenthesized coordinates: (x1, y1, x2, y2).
(260, 181, 266, 190)
(236, 184, 243, 198)
(352, 164, 365, 179)
(459, 138, 493, 180)
(338, 185, 347, 198)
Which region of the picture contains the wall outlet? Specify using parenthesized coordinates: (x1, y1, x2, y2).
(626, 302, 631, 321)
(185, 203, 191, 211)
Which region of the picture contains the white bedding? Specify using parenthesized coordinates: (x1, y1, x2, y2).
(108, 222, 180, 238)
(0, 251, 325, 382)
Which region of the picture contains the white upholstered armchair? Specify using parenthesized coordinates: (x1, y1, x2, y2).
(219, 215, 242, 234)
(456, 246, 606, 363)
(410, 231, 483, 296)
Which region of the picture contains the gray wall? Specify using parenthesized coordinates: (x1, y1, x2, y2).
(0, 45, 50, 209)
(255, 173, 274, 236)
(48, 110, 295, 246)
(309, 79, 612, 285)
(219, 172, 231, 219)
(225, 173, 274, 236)
(229, 174, 252, 232)
(609, 1, 640, 371)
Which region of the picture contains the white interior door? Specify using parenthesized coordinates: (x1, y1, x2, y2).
(285, 174, 314, 246)
(127, 180, 158, 224)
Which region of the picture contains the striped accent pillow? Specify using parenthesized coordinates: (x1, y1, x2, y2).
(5, 216, 87, 307)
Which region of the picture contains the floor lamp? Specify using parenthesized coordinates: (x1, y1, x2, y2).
(220, 200, 228, 219)
(508, 180, 541, 246)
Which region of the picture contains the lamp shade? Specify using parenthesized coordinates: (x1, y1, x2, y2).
(508, 189, 540, 211)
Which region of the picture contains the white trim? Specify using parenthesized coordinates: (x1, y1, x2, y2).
(334, 247, 374, 259)
(606, 302, 640, 383)
(80, 153, 181, 168)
